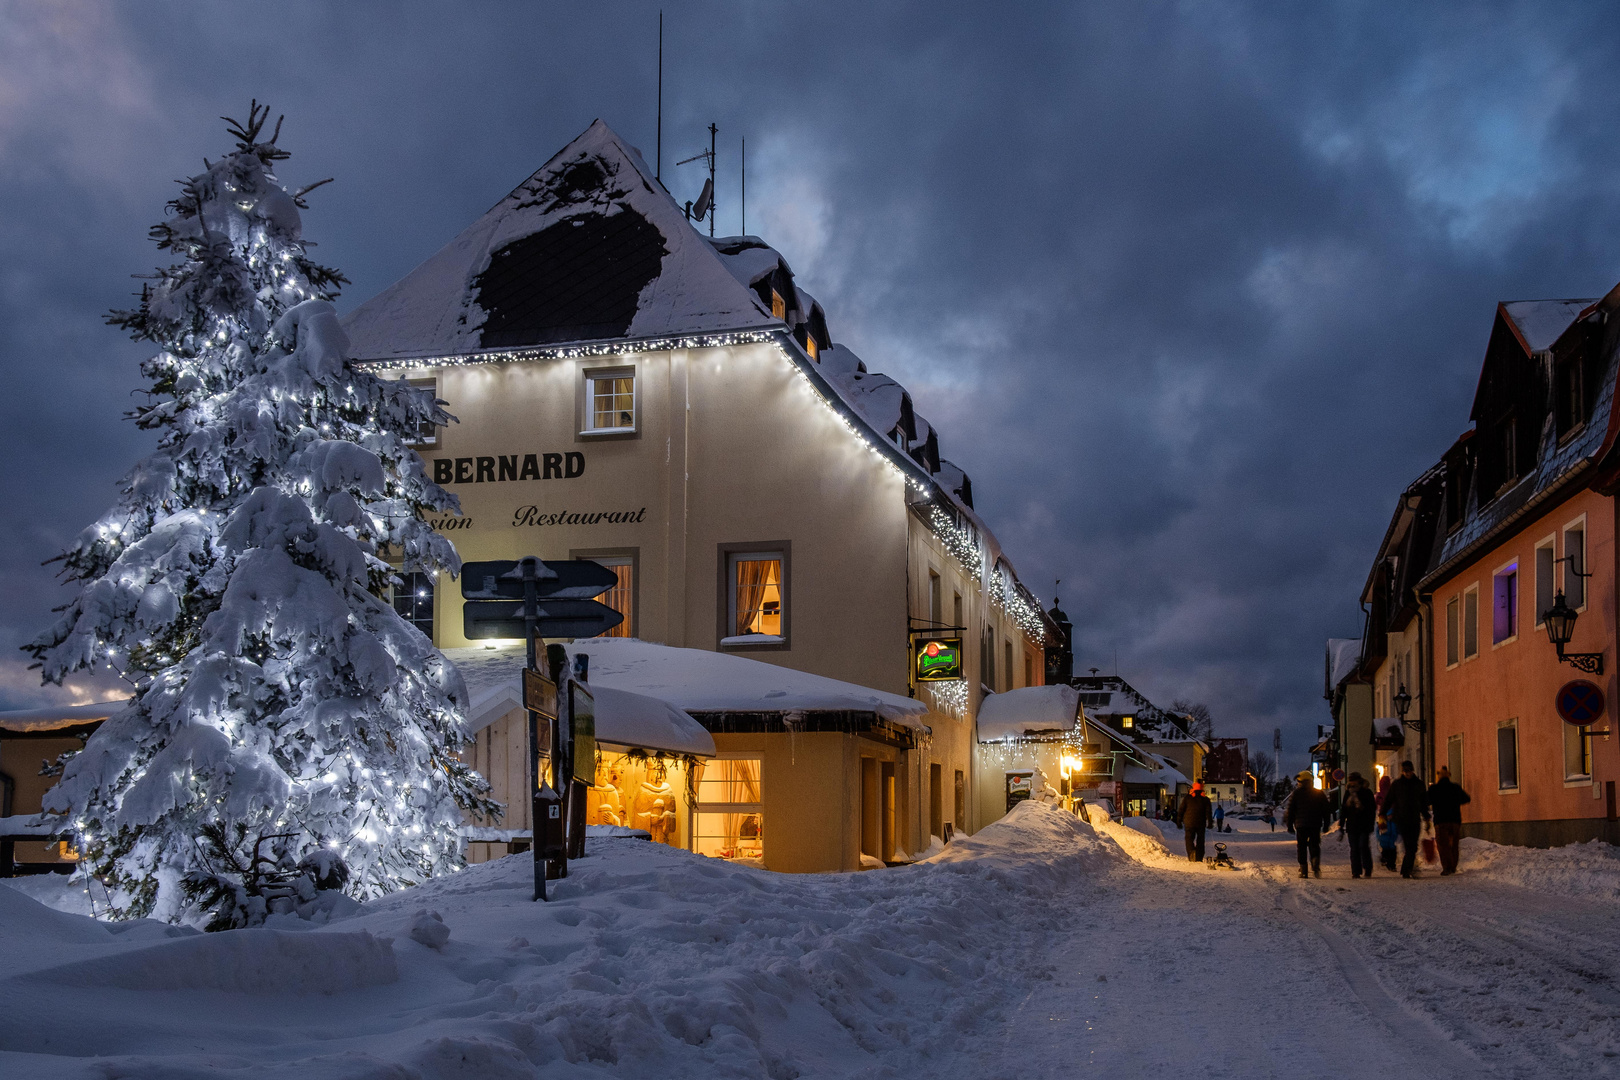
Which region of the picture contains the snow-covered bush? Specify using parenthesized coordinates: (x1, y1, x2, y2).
(26, 103, 497, 923)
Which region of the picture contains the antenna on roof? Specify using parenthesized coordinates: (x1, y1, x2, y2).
(676, 122, 718, 236)
(656, 11, 663, 184)
(741, 136, 746, 236)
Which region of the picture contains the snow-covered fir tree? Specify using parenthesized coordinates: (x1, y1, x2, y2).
(26, 103, 496, 924)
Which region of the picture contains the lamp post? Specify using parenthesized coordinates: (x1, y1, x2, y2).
(1542, 591, 1604, 675)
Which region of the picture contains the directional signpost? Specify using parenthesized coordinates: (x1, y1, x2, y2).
(460, 557, 622, 900)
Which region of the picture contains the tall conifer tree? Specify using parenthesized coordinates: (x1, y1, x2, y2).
(27, 103, 494, 922)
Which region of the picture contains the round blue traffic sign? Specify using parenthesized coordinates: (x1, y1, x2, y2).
(1556, 680, 1605, 726)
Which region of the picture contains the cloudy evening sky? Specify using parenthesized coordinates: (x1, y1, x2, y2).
(4, 1, 1618, 767)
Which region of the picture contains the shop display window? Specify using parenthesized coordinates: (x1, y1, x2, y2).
(693, 757, 763, 865)
(587, 750, 694, 848)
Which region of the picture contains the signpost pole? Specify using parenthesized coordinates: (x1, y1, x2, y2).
(522, 559, 544, 903)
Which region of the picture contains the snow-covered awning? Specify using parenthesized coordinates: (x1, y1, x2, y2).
(976, 685, 1079, 742)
(450, 649, 715, 757)
(0, 701, 127, 734)
(1123, 764, 1169, 786)
(450, 638, 928, 739)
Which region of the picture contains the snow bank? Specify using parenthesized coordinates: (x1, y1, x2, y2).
(0, 802, 1121, 1078)
(29, 926, 398, 994)
(1459, 836, 1620, 898)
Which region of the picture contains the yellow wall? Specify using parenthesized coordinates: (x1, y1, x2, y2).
(399, 340, 1049, 868)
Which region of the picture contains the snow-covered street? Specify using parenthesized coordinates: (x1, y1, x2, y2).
(3, 804, 1617, 1078)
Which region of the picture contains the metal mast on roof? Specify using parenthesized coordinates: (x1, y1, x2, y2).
(656, 11, 663, 183)
(676, 123, 717, 236)
(741, 136, 746, 236)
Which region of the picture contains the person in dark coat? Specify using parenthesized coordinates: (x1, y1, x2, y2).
(1181, 783, 1212, 863)
(1338, 772, 1378, 878)
(1426, 765, 1471, 875)
(1386, 760, 1431, 878)
(1283, 772, 1330, 878)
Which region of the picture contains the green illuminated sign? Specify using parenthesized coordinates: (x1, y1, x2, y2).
(915, 637, 964, 682)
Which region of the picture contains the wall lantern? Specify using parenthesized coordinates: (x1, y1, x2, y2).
(1542, 591, 1604, 675)
(1393, 683, 1422, 733)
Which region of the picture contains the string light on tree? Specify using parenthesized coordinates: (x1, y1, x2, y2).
(27, 103, 497, 927)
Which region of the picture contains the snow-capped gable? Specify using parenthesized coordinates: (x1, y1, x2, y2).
(342, 121, 776, 364)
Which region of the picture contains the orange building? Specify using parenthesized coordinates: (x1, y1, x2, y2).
(1354, 287, 1620, 848)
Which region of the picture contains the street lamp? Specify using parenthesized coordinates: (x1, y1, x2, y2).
(1393, 683, 1421, 733)
(1542, 590, 1604, 675)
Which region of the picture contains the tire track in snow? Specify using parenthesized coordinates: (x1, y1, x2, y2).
(1279, 889, 1476, 1079)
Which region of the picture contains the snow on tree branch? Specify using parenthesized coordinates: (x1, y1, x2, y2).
(24, 104, 497, 925)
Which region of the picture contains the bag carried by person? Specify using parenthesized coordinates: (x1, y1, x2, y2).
(1420, 823, 1438, 866)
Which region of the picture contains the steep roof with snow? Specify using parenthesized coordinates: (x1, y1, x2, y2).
(1325, 638, 1364, 695)
(1500, 299, 1594, 354)
(342, 120, 1054, 647)
(342, 121, 778, 364)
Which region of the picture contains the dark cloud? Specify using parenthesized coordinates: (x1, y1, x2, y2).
(4, 1, 1618, 765)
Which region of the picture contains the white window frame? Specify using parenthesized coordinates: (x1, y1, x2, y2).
(1563, 513, 1588, 612)
(1490, 558, 1519, 648)
(580, 365, 637, 435)
(1534, 533, 1556, 628)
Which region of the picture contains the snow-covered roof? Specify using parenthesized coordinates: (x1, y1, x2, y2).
(0, 701, 127, 734)
(1123, 764, 1170, 786)
(449, 639, 927, 729)
(1371, 716, 1406, 742)
(1325, 638, 1363, 692)
(448, 647, 714, 757)
(976, 685, 1079, 742)
(342, 121, 778, 365)
(1500, 299, 1595, 354)
(1146, 753, 1191, 787)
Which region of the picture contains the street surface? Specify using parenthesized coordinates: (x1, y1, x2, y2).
(957, 817, 1620, 1079)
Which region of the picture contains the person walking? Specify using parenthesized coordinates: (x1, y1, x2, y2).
(1426, 765, 1471, 875)
(1262, 804, 1276, 832)
(1387, 760, 1430, 878)
(1213, 802, 1226, 835)
(1338, 772, 1378, 879)
(1181, 782, 1212, 863)
(1284, 772, 1330, 879)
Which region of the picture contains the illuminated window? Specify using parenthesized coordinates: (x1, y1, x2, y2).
(583, 369, 635, 433)
(581, 554, 634, 638)
(1121, 715, 1134, 730)
(393, 571, 434, 639)
(694, 758, 763, 863)
(770, 290, 786, 320)
(805, 335, 819, 361)
(1492, 563, 1517, 645)
(724, 551, 785, 644)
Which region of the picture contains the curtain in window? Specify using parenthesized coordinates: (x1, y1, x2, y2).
(735, 558, 773, 635)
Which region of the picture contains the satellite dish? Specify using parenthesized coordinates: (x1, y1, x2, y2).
(693, 177, 714, 220)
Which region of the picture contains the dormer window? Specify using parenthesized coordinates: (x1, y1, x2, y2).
(805, 335, 819, 361)
(1555, 353, 1587, 438)
(771, 290, 786, 320)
